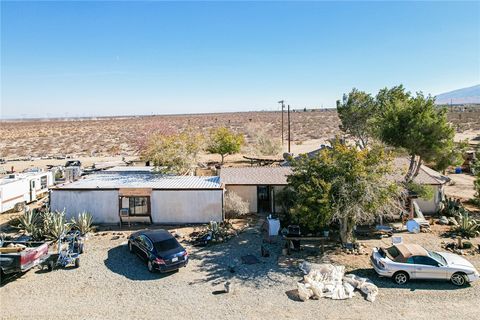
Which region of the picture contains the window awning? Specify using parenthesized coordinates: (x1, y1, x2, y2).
(118, 188, 152, 197)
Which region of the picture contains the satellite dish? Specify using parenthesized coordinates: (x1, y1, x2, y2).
(406, 220, 420, 233)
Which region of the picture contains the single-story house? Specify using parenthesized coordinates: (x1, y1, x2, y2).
(220, 156, 449, 215)
(50, 170, 223, 224)
(220, 167, 291, 214)
(392, 158, 450, 214)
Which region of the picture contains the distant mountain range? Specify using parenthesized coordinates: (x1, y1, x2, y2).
(435, 84, 480, 105)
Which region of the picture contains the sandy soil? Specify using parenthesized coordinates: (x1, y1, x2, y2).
(445, 173, 477, 200)
(1, 219, 479, 320)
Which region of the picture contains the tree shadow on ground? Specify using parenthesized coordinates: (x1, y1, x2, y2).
(347, 268, 470, 291)
(104, 244, 176, 281)
(188, 219, 327, 289)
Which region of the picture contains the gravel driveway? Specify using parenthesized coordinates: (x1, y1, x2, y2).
(1, 222, 479, 320)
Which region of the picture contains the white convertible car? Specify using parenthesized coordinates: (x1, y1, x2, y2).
(371, 243, 479, 286)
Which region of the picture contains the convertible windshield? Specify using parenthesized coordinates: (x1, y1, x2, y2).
(428, 251, 446, 265)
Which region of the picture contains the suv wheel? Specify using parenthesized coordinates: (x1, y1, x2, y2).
(393, 271, 409, 285)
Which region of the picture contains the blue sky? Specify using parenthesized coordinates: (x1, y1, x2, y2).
(1, 1, 479, 118)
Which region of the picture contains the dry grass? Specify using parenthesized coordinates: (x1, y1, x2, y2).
(1, 108, 479, 159)
(0, 110, 341, 158)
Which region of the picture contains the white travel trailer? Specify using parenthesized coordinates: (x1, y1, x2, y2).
(0, 171, 54, 213)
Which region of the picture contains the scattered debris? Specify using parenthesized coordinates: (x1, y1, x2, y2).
(224, 281, 235, 294)
(190, 221, 237, 246)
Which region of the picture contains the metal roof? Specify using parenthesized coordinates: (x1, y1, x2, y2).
(392, 158, 448, 185)
(54, 173, 222, 190)
(104, 166, 155, 173)
(0, 171, 49, 186)
(220, 167, 292, 185)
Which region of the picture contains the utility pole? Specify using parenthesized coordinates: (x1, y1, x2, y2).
(278, 100, 285, 145)
(287, 104, 291, 153)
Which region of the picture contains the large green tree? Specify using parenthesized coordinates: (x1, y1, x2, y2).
(288, 139, 400, 243)
(376, 88, 455, 182)
(432, 140, 469, 174)
(337, 89, 376, 149)
(206, 127, 244, 164)
(474, 147, 480, 201)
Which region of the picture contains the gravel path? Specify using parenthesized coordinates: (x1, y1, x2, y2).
(1, 223, 479, 320)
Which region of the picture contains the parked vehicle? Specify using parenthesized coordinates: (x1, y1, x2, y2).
(42, 231, 82, 271)
(128, 229, 188, 273)
(371, 243, 480, 286)
(0, 240, 50, 279)
(0, 171, 54, 214)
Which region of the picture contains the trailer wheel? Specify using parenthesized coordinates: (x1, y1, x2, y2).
(47, 260, 55, 271)
(78, 243, 85, 254)
(74, 258, 80, 268)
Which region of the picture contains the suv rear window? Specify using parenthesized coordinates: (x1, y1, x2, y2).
(154, 238, 180, 252)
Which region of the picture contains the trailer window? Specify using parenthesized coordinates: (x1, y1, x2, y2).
(41, 176, 47, 189)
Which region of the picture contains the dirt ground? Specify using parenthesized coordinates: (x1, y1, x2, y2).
(445, 173, 477, 200)
(0, 111, 342, 159)
(1, 108, 478, 162)
(1, 218, 479, 320)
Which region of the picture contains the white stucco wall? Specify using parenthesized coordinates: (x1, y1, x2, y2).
(226, 185, 257, 213)
(415, 185, 443, 215)
(50, 190, 119, 224)
(151, 190, 223, 224)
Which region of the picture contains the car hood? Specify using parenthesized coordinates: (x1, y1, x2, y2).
(438, 252, 477, 270)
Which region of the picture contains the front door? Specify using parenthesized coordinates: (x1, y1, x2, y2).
(30, 180, 37, 202)
(257, 186, 271, 213)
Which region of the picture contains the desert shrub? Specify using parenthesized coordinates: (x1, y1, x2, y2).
(10, 210, 43, 239)
(466, 198, 480, 208)
(453, 210, 480, 239)
(42, 211, 70, 241)
(406, 182, 434, 200)
(440, 197, 463, 217)
(245, 124, 281, 156)
(224, 191, 249, 219)
(70, 211, 95, 235)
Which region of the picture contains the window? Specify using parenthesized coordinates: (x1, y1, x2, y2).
(154, 238, 180, 252)
(128, 197, 149, 215)
(141, 236, 153, 251)
(428, 251, 446, 266)
(413, 256, 439, 266)
(41, 176, 47, 189)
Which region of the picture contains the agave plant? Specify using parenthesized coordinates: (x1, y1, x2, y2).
(453, 210, 480, 239)
(71, 211, 94, 235)
(441, 197, 463, 217)
(10, 210, 43, 239)
(42, 211, 70, 241)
